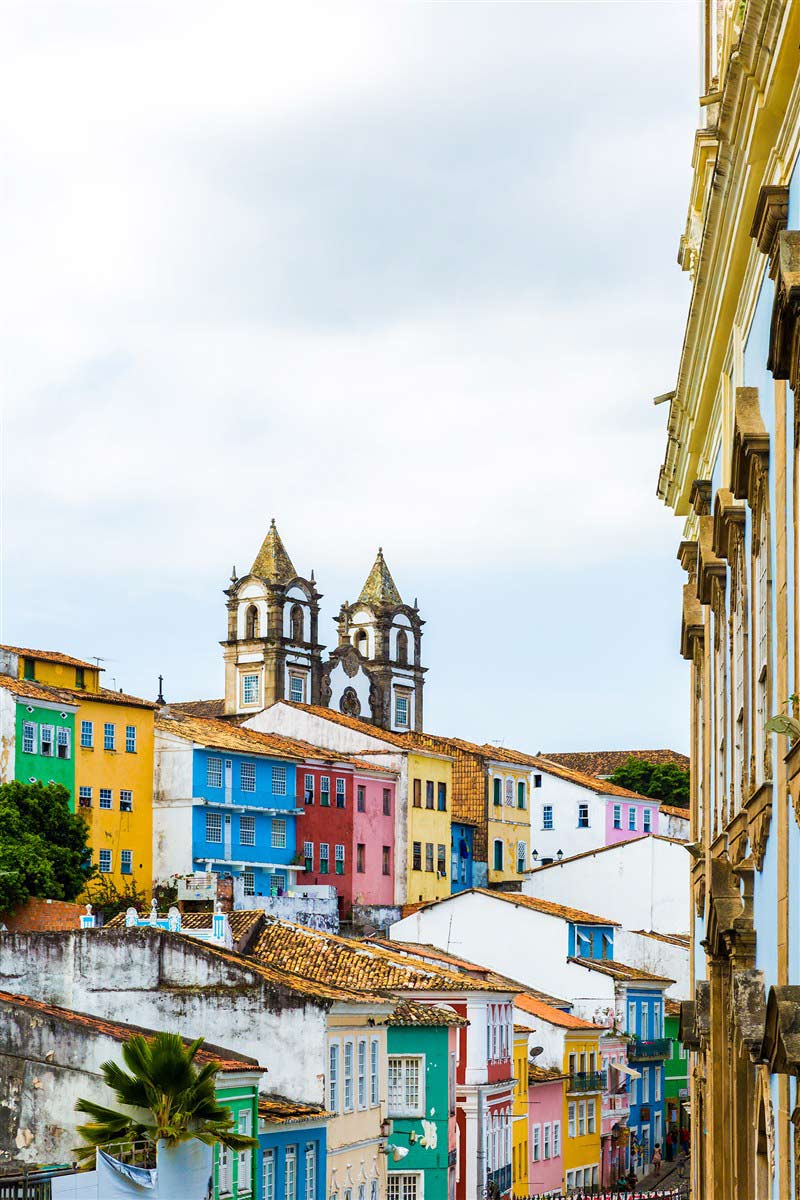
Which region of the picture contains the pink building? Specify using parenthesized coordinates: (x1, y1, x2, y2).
(600, 1035, 631, 1187)
(528, 1068, 564, 1195)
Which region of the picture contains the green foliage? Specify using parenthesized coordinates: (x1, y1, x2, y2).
(75, 1031, 258, 1166)
(0, 781, 94, 912)
(83, 875, 148, 924)
(607, 758, 690, 808)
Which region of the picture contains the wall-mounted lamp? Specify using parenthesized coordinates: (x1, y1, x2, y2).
(531, 850, 539, 864)
(556, 849, 563, 861)
(379, 1143, 409, 1162)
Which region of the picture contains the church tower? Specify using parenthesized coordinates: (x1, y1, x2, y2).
(222, 520, 324, 716)
(321, 548, 425, 732)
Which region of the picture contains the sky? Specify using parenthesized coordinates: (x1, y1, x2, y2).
(1, 1, 698, 753)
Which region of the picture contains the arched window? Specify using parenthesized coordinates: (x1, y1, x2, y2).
(245, 605, 259, 639)
(290, 604, 304, 643)
(356, 629, 368, 657)
(396, 628, 408, 665)
(493, 839, 504, 871)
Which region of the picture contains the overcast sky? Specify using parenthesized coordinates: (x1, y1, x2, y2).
(1, 1, 697, 752)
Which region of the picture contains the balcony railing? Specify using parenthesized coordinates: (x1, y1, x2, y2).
(628, 1037, 671, 1061)
(567, 1070, 606, 1093)
(486, 1164, 511, 1195)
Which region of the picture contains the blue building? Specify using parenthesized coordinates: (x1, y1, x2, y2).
(567, 920, 615, 960)
(154, 713, 304, 897)
(450, 822, 475, 893)
(257, 1098, 328, 1200)
(624, 987, 670, 1166)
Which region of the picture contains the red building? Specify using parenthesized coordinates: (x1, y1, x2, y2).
(296, 754, 397, 918)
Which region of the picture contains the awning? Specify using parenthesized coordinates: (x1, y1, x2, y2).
(614, 1063, 642, 1079)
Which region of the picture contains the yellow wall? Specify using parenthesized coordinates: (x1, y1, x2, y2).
(562, 1032, 602, 1183)
(76, 700, 154, 892)
(405, 751, 452, 904)
(16, 656, 101, 692)
(487, 766, 532, 884)
(325, 1012, 388, 1197)
(513, 1032, 529, 1198)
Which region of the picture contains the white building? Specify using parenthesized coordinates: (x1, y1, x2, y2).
(523, 835, 690, 935)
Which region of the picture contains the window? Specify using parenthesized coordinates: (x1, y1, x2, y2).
(357, 785, 366, 812)
(567, 1103, 576, 1138)
(493, 839, 503, 871)
(320, 776, 330, 806)
(628, 1001, 636, 1034)
(304, 1144, 316, 1200)
(103, 723, 115, 751)
(642, 1066, 650, 1102)
(206, 812, 222, 843)
(78, 786, 92, 808)
(425, 780, 434, 809)
(23, 657, 35, 681)
(332, 777, 345, 808)
(240, 815, 255, 846)
(395, 694, 409, 727)
(285, 1145, 297, 1200)
(343, 1041, 354, 1111)
(532, 1124, 541, 1162)
(517, 780, 526, 808)
(99, 850, 112, 873)
(412, 778, 421, 807)
(304, 840, 313, 872)
(383, 787, 391, 815)
(240, 761, 256, 792)
(577, 1101, 585, 1136)
(552, 1120, 560, 1157)
(80, 720, 94, 748)
(505, 778, 513, 806)
(643, 808, 652, 833)
(542, 804, 553, 830)
(370, 1037, 380, 1106)
(437, 844, 446, 877)
(262, 1149, 275, 1200)
(304, 773, 314, 804)
(396, 628, 409, 665)
(565, 1172, 574, 1192)
(290, 675, 305, 704)
(387, 1178, 418, 1200)
(272, 819, 286, 849)
(587, 1098, 596, 1134)
(357, 844, 365, 874)
(120, 850, 133, 876)
(120, 790, 133, 812)
(329, 1042, 340, 1111)
(412, 841, 422, 870)
(543, 1122, 551, 1159)
(425, 842, 434, 872)
(515, 840, 526, 874)
(335, 844, 345, 874)
(56, 727, 70, 759)
(382, 845, 391, 875)
(357, 1038, 367, 1109)
(654, 1001, 662, 1034)
(754, 501, 770, 784)
(577, 802, 589, 828)
(242, 673, 259, 705)
(655, 1067, 662, 1101)
(388, 1056, 423, 1116)
(219, 1145, 231, 1195)
(437, 781, 447, 811)
(40, 725, 54, 757)
(272, 765, 287, 795)
(99, 788, 112, 809)
(613, 804, 621, 829)
(245, 605, 259, 640)
(124, 725, 136, 753)
(628, 806, 637, 831)
(243, 871, 255, 896)
(493, 777, 501, 806)
(319, 843, 330, 874)
(207, 757, 223, 788)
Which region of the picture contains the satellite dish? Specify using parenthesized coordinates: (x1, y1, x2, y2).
(529, 1046, 545, 1059)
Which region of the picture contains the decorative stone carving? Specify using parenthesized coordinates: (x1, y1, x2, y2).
(767, 230, 800, 396)
(744, 781, 773, 870)
(340, 687, 361, 719)
(679, 999, 699, 1051)
(712, 488, 745, 561)
(755, 1063, 776, 1180)
(750, 185, 789, 275)
(697, 515, 726, 605)
(691, 478, 713, 516)
(731, 969, 767, 1061)
(731, 388, 769, 505)
(785, 737, 800, 832)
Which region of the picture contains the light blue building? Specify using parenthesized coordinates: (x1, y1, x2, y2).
(154, 713, 304, 897)
(257, 1099, 329, 1200)
(624, 987, 669, 1165)
(450, 822, 475, 893)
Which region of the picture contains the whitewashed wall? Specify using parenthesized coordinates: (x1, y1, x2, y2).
(529, 771, 606, 861)
(614, 930, 690, 998)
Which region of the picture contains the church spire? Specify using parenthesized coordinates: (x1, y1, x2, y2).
(250, 518, 297, 584)
(358, 547, 402, 606)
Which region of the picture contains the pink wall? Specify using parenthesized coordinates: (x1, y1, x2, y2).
(351, 772, 396, 907)
(603, 797, 660, 845)
(528, 1079, 563, 1194)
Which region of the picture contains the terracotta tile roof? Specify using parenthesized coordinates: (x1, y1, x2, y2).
(104, 909, 266, 952)
(569, 957, 675, 985)
(629, 930, 690, 948)
(258, 1096, 332, 1125)
(281, 703, 436, 752)
(405, 732, 527, 768)
(486, 748, 651, 800)
(0, 644, 101, 672)
(664, 998, 684, 1018)
(171, 699, 228, 719)
(0, 991, 261, 1071)
(514, 1024, 535, 1034)
(250, 919, 516, 996)
(542, 750, 690, 776)
(659, 803, 690, 819)
(514, 993, 605, 1031)
(529, 1065, 567, 1084)
(528, 835, 685, 873)
(156, 710, 389, 773)
(469, 888, 619, 927)
(0, 675, 156, 711)
(386, 1000, 468, 1027)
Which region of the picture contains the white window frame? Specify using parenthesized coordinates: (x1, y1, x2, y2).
(56, 726, 70, 759)
(370, 1037, 380, 1106)
(103, 722, 115, 751)
(207, 757, 223, 788)
(577, 1100, 585, 1136)
(395, 693, 409, 727)
(542, 803, 553, 830)
(567, 1102, 576, 1139)
(387, 1054, 424, 1118)
(206, 812, 223, 843)
(240, 814, 256, 846)
(218, 1144, 231, 1195)
(285, 1144, 297, 1200)
(587, 1098, 596, 1134)
(120, 850, 133, 876)
(387, 1176, 420, 1200)
(532, 1123, 541, 1162)
(577, 802, 589, 828)
(80, 719, 94, 749)
(22, 721, 37, 755)
(289, 674, 305, 704)
(237, 1110, 252, 1193)
(271, 818, 286, 849)
(628, 806, 637, 831)
(612, 803, 621, 829)
(643, 807, 652, 833)
(120, 789, 133, 811)
(241, 673, 260, 706)
(125, 725, 137, 753)
(543, 1121, 551, 1159)
(40, 724, 54, 757)
(357, 1037, 368, 1110)
(304, 773, 314, 802)
(343, 1040, 355, 1112)
(328, 1041, 340, 1112)
(304, 1144, 316, 1200)
(99, 849, 113, 874)
(240, 761, 256, 792)
(262, 1149, 275, 1200)
(552, 1120, 560, 1157)
(99, 788, 113, 809)
(272, 764, 287, 796)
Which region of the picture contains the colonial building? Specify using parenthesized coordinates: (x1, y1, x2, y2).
(656, 3, 800, 1197)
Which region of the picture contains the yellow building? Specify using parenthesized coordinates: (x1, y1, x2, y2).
(0, 644, 155, 891)
(562, 1028, 602, 1192)
(512, 1026, 530, 1198)
(404, 748, 454, 904)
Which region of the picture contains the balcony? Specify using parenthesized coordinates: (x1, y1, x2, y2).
(567, 1070, 606, 1093)
(627, 1038, 670, 1061)
(486, 1164, 511, 1195)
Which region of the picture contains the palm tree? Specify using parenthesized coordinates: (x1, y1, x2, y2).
(74, 1031, 257, 1167)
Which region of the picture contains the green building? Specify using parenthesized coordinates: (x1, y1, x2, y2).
(0, 676, 77, 799)
(386, 1001, 466, 1200)
(214, 1068, 262, 1200)
(664, 1004, 689, 1140)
